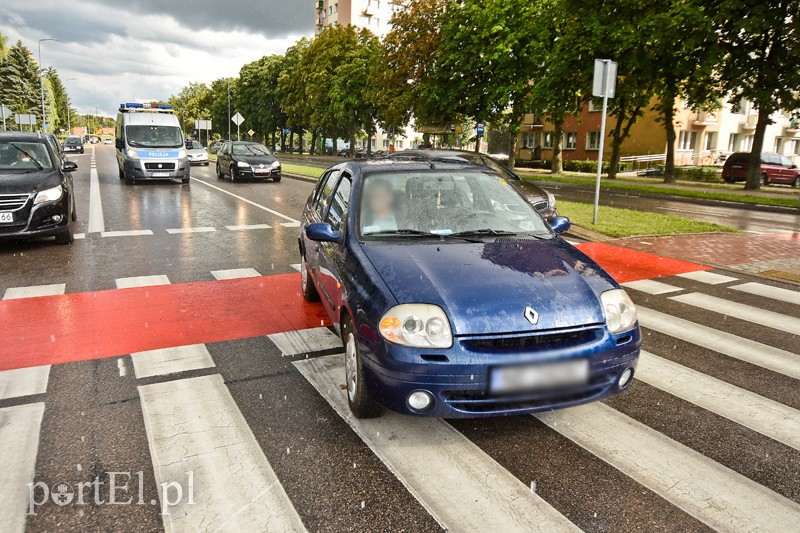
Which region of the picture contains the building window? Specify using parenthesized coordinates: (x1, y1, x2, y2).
(396, 139, 404, 149)
(522, 131, 537, 148)
(542, 132, 554, 149)
(588, 99, 602, 112)
(382, 139, 389, 149)
(704, 132, 717, 151)
(677, 130, 697, 151)
(586, 131, 601, 150)
(775, 137, 783, 154)
(371, 139, 376, 149)
(334, 3, 338, 13)
(742, 135, 754, 151)
(728, 133, 739, 152)
(564, 132, 577, 150)
(794, 140, 800, 155)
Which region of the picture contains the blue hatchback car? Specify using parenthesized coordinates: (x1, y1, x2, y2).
(299, 159, 641, 418)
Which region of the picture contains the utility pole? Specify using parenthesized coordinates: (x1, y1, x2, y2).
(38, 38, 59, 132)
(227, 80, 231, 141)
(65, 78, 76, 135)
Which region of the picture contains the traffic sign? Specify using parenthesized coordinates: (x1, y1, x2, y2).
(14, 113, 37, 126)
(283, 128, 291, 135)
(195, 119, 212, 130)
(247, 129, 255, 136)
(231, 113, 244, 126)
(0, 105, 11, 120)
(476, 122, 485, 136)
(592, 59, 617, 98)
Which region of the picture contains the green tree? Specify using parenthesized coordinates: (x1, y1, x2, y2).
(239, 55, 286, 147)
(0, 31, 8, 62)
(169, 82, 212, 138)
(278, 38, 312, 152)
(206, 77, 237, 140)
(45, 68, 72, 133)
(714, 0, 800, 190)
(0, 41, 42, 129)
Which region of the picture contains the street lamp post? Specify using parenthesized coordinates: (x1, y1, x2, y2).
(65, 77, 76, 135)
(38, 38, 59, 132)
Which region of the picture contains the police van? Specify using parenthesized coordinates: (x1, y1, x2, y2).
(115, 103, 189, 185)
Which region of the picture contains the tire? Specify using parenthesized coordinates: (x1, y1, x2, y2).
(54, 223, 74, 245)
(181, 177, 190, 184)
(216, 162, 223, 179)
(761, 173, 769, 186)
(204, 162, 209, 166)
(793, 177, 800, 188)
(119, 166, 125, 180)
(230, 165, 237, 182)
(300, 253, 319, 302)
(273, 175, 281, 183)
(342, 316, 383, 419)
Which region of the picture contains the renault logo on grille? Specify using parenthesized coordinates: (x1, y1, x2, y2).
(524, 306, 539, 326)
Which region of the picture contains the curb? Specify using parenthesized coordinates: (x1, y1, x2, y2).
(283, 172, 318, 183)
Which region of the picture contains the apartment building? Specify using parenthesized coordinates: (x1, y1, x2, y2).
(315, 0, 398, 37)
(517, 98, 800, 167)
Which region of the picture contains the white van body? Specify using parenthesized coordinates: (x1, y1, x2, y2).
(115, 103, 189, 184)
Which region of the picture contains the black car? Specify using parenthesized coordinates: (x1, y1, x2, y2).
(62, 135, 84, 154)
(215, 141, 282, 182)
(386, 150, 557, 219)
(0, 132, 78, 245)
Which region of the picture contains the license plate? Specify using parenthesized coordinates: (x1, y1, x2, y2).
(490, 358, 589, 394)
(0, 212, 13, 223)
(255, 169, 271, 174)
(152, 172, 169, 177)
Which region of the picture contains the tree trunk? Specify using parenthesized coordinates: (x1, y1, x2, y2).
(474, 134, 481, 153)
(310, 130, 317, 155)
(607, 117, 625, 180)
(745, 111, 769, 190)
(289, 130, 295, 151)
(662, 97, 677, 183)
(281, 128, 287, 153)
(332, 136, 338, 156)
(551, 121, 563, 174)
(507, 133, 518, 169)
(298, 129, 304, 154)
(349, 133, 356, 157)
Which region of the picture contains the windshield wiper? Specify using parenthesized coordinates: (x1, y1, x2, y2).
(449, 228, 518, 237)
(365, 229, 436, 237)
(10, 144, 44, 170)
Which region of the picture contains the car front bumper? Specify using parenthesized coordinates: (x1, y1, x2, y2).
(123, 158, 190, 180)
(357, 324, 641, 418)
(188, 155, 208, 165)
(236, 167, 281, 180)
(0, 196, 71, 241)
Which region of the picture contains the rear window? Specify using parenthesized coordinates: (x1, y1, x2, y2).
(727, 153, 750, 165)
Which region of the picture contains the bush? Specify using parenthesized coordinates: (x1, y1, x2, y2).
(562, 159, 631, 174)
(673, 166, 722, 183)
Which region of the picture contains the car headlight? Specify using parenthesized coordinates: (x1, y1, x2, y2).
(379, 304, 453, 348)
(271, 161, 281, 169)
(34, 185, 63, 205)
(237, 160, 250, 168)
(601, 289, 638, 334)
(178, 148, 187, 159)
(126, 148, 139, 159)
(546, 191, 556, 209)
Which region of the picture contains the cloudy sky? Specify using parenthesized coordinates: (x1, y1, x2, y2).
(0, 0, 311, 117)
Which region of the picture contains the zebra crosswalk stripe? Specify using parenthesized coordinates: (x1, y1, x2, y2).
(295, 354, 580, 533)
(670, 292, 800, 336)
(730, 281, 800, 306)
(536, 403, 800, 532)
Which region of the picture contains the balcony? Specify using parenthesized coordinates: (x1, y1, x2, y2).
(785, 119, 800, 135)
(739, 114, 757, 131)
(522, 113, 543, 129)
(692, 111, 718, 126)
(363, 0, 377, 16)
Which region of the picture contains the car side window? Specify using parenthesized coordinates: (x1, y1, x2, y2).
(314, 170, 341, 218)
(780, 156, 793, 167)
(324, 175, 352, 232)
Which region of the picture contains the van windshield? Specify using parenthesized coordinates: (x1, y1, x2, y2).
(126, 125, 183, 148)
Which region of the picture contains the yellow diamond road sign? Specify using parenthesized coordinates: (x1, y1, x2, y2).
(247, 129, 255, 136)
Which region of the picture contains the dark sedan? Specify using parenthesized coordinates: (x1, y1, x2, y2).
(215, 141, 282, 182)
(300, 159, 640, 419)
(386, 149, 558, 219)
(0, 132, 78, 245)
(62, 136, 84, 154)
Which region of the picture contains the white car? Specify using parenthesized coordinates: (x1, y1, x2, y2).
(103, 138, 113, 145)
(186, 140, 209, 166)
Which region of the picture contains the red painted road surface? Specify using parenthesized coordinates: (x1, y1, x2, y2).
(0, 243, 709, 372)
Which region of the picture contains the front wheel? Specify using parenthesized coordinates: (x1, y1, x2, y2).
(300, 254, 319, 302)
(273, 175, 281, 183)
(54, 223, 74, 245)
(793, 177, 800, 188)
(761, 173, 769, 186)
(230, 165, 237, 182)
(216, 162, 223, 179)
(181, 177, 190, 184)
(342, 316, 383, 419)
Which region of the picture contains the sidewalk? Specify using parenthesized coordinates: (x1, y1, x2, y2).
(611, 232, 800, 284)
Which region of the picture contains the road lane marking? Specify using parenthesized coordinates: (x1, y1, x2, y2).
(87, 144, 105, 233)
(115, 275, 171, 289)
(289, 263, 301, 272)
(165, 227, 216, 234)
(131, 344, 215, 379)
(225, 224, 272, 230)
(269, 327, 341, 356)
(295, 354, 579, 533)
(676, 271, 738, 285)
(3, 284, 66, 300)
(0, 366, 51, 400)
(74, 233, 86, 240)
(139, 374, 307, 532)
(210, 268, 261, 280)
(0, 403, 45, 533)
(730, 282, 800, 306)
(101, 230, 153, 238)
(637, 351, 800, 450)
(536, 403, 800, 532)
(190, 177, 301, 226)
(637, 307, 800, 379)
(670, 293, 800, 336)
(622, 279, 684, 295)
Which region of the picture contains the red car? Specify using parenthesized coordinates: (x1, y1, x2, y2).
(722, 152, 800, 187)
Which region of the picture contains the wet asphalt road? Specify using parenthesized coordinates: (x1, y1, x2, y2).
(0, 144, 798, 532)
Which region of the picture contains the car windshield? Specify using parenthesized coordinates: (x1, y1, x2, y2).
(125, 125, 183, 148)
(359, 171, 551, 238)
(65, 137, 81, 144)
(188, 141, 204, 150)
(232, 143, 271, 156)
(0, 141, 54, 172)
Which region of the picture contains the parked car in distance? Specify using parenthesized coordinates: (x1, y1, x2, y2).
(186, 140, 209, 166)
(0, 132, 78, 245)
(103, 137, 113, 145)
(300, 159, 641, 419)
(62, 136, 84, 154)
(215, 141, 281, 182)
(722, 152, 800, 187)
(386, 149, 558, 219)
(209, 140, 225, 154)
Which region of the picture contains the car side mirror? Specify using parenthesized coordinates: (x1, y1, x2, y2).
(62, 161, 78, 172)
(549, 216, 571, 235)
(115, 138, 124, 150)
(306, 222, 341, 242)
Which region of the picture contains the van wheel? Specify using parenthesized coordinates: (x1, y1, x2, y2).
(342, 315, 383, 419)
(793, 177, 800, 188)
(181, 177, 190, 184)
(761, 173, 769, 186)
(119, 167, 125, 180)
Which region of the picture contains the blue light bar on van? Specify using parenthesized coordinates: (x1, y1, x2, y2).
(120, 103, 145, 109)
(157, 104, 173, 110)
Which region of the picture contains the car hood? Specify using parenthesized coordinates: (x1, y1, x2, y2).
(361, 239, 616, 335)
(187, 149, 207, 156)
(234, 154, 277, 165)
(0, 170, 62, 194)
